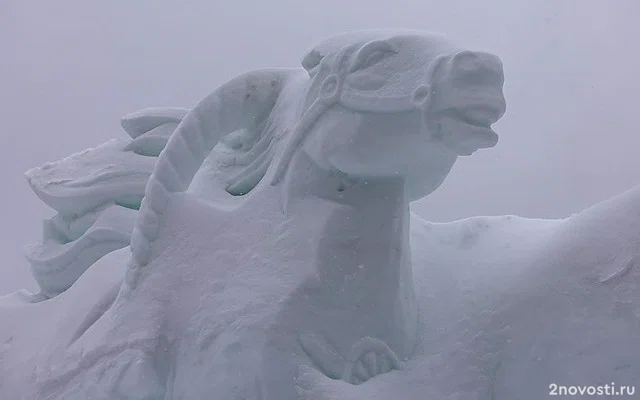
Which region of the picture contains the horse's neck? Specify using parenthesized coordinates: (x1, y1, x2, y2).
(283, 151, 417, 355)
(284, 150, 411, 268)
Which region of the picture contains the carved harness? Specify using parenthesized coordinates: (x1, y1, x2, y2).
(271, 45, 448, 184)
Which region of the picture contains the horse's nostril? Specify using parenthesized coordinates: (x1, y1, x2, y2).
(452, 51, 503, 75)
(449, 51, 504, 88)
(452, 51, 479, 70)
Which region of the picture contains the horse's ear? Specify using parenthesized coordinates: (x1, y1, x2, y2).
(302, 50, 324, 76)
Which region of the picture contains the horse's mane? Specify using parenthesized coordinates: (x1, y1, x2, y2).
(208, 87, 293, 196)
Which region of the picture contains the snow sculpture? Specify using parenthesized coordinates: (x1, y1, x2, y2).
(116, 28, 504, 393)
(0, 30, 523, 399)
(24, 108, 187, 298)
(2, 28, 639, 400)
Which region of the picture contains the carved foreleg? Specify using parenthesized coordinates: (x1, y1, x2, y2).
(341, 336, 402, 385)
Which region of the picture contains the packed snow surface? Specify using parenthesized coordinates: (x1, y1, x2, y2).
(2, 187, 639, 398)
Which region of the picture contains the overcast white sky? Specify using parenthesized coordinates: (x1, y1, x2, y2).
(1, 0, 639, 295)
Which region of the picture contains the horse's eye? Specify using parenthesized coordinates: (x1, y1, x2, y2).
(362, 52, 387, 70)
(349, 40, 397, 72)
(346, 72, 387, 91)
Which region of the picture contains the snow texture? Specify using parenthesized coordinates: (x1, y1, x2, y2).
(1, 30, 637, 399)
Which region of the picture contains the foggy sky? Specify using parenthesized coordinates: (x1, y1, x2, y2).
(1, 0, 639, 295)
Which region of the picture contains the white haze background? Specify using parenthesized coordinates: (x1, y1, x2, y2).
(1, 0, 639, 295)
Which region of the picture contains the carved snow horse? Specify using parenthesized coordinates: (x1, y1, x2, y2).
(4, 30, 506, 399)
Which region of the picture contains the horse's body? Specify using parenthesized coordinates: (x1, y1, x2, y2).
(4, 184, 640, 399)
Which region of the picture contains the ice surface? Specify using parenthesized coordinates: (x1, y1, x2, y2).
(1, 30, 637, 399)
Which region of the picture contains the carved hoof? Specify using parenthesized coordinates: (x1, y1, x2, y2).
(341, 337, 402, 385)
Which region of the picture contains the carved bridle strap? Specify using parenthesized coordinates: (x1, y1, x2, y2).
(270, 48, 351, 185)
(270, 51, 448, 185)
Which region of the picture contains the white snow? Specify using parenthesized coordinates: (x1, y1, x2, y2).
(1, 30, 637, 399)
(296, 186, 640, 400)
(2, 188, 639, 398)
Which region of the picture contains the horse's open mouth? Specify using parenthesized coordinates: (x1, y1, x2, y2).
(445, 104, 504, 129)
(437, 116, 500, 156)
